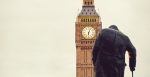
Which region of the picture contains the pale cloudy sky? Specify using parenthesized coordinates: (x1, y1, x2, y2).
(0, 0, 150, 77)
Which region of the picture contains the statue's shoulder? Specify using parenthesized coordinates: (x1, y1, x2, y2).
(116, 31, 130, 43)
(102, 28, 116, 33)
(117, 31, 128, 38)
(102, 28, 114, 31)
(101, 28, 129, 38)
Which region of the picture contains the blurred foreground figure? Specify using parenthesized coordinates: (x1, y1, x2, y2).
(92, 25, 136, 77)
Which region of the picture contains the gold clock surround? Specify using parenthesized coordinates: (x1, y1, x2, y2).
(82, 27, 96, 39)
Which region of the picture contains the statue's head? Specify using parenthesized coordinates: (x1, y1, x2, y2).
(109, 25, 119, 31)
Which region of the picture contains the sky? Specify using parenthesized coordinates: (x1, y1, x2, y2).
(0, 0, 150, 77)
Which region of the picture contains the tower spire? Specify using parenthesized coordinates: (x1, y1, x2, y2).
(83, 0, 94, 6)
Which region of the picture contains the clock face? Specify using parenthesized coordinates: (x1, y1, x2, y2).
(82, 27, 96, 39)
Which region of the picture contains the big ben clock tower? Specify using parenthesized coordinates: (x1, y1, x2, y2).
(75, 0, 102, 77)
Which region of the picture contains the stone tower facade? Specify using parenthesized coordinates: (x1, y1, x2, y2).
(75, 0, 102, 77)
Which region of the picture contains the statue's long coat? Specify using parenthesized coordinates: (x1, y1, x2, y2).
(92, 29, 136, 77)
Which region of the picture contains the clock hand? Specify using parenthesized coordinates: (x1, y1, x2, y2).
(88, 28, 92, 35)
(88, 31, 90, 35)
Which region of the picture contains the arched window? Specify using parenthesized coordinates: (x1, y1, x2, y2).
(92, 19, 94, 22)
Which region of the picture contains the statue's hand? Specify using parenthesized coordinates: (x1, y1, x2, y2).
(130, 67, 135, 71)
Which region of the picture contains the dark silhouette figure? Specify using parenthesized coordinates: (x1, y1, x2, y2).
(92, 25, 136, 77)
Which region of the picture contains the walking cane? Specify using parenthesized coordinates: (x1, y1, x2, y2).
(132, 71, 133, 77)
